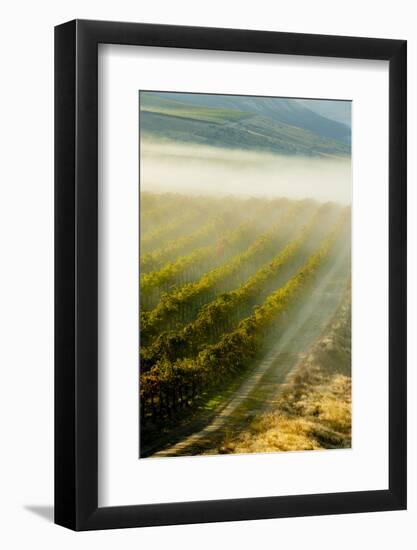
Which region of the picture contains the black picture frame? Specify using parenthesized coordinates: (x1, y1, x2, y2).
(55, 19, 407, 531)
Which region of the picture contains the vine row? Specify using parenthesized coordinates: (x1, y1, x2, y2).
(140, 212, 349, 422)
(140, 205, 334, 371)
(140, 201, 312, 340)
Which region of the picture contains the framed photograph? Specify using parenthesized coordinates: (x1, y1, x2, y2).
(55, 19, 407, 530)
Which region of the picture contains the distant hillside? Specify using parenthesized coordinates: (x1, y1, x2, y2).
(143, 92, 351, 144)
(295, 98, 351, 127)
(140, 93, 351, 157)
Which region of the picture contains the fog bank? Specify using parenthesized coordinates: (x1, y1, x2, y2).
(140, 140, 352, 205)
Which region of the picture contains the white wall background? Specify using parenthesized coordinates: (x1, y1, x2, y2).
(0, 0, 414, 547)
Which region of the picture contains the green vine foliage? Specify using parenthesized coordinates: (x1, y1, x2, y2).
(140, 203, 338, 371)
(140, 209, 349, 422)
(140, 200, 314, 338)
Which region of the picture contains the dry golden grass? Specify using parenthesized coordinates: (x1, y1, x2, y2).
(220, 294, 352, 454)
(228, 374, 351, 453)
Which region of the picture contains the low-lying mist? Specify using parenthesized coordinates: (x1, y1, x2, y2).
(140, 140, 352, 205)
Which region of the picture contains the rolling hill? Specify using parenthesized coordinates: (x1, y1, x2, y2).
(140, 92, 351, 157)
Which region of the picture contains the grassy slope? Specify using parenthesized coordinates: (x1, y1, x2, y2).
(141, 93, 249, 123)
(220, 291, 351, 453)
(146, 92, 351, 144)
(140, 93, 350, 157)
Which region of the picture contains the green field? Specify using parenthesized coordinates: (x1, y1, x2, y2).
(139, 192, 351, 457)
(141, 93, 250, 123)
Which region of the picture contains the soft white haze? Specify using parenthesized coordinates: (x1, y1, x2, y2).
(141, 140, 352, 204)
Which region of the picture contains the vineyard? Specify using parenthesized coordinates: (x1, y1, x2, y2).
(139, 192, 351, 456)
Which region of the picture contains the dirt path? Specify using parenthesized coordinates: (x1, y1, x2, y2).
(147, 247, 350, 458)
